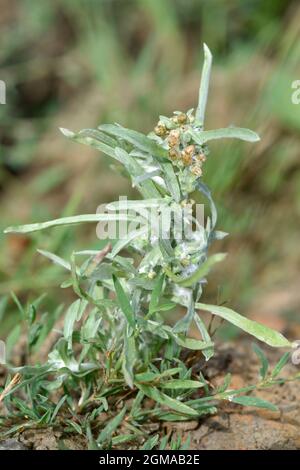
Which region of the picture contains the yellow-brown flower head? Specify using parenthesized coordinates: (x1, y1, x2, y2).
(167, 129, 181, 147)
(177, 113, 187, 125)
(191, 164, 203, 177)
(181, 257, 191, 267)
(168, 148, 179, 161)
(181, 144, 195, 166)
(154, 122, 167, 137)
(196, 153, 206, 163)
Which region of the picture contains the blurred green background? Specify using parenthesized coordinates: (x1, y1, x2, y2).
(1, 0, 300, 342)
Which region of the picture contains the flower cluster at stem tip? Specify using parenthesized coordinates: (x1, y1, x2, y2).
(153, 110, 207, 178)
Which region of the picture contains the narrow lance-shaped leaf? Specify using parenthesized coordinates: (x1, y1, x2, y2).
(64, 299, 88, 349)
(271, 352, 290, 378)
(97, 407, 127, 445)
(122, 329, 136, 389)
(194, 313, 214, 361)
(76, 128, 118, 148)
(231, 395, 278, 412)
(196, 43, 212, 126)
(135, 384, 199, 417)
(110, 226, 148, 258)
(4, 213, 138, 235)
(196, 181, 217, 230)
(61, 127, 161, 197)
(158, 160, 181, 202)
(60, 127, 117, 160)
(61, 127, 162, 199)
(148, 273, 165, 316)
(189, 127, 260, 145)
(173, 291, 195, 333)
(252, 343, 269, 379)
(106, 198, 166, 211)
(160, 379, 205, 390)
(114, 147, 162, 199)
(113, 275, 135, 328)
(99, 124, 169, 159)
(133, 169, 161, 186)
(141, 434, 159, 450)
(170, 333, 214, 351)
(159, 238, 174, 262)
(196, 303, 291, 348)
(216, 373, 232, 394)
(135, 367, 182, 383)
(37, 249, 77, 273)
(50, 395, 67, 424)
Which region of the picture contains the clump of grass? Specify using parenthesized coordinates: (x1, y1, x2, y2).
(1, 45, 296, 449)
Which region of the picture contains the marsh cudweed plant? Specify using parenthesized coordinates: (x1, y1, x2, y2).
(2, 45, 298, 445)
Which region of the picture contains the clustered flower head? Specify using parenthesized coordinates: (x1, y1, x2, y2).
(152, 110, 207, 177)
